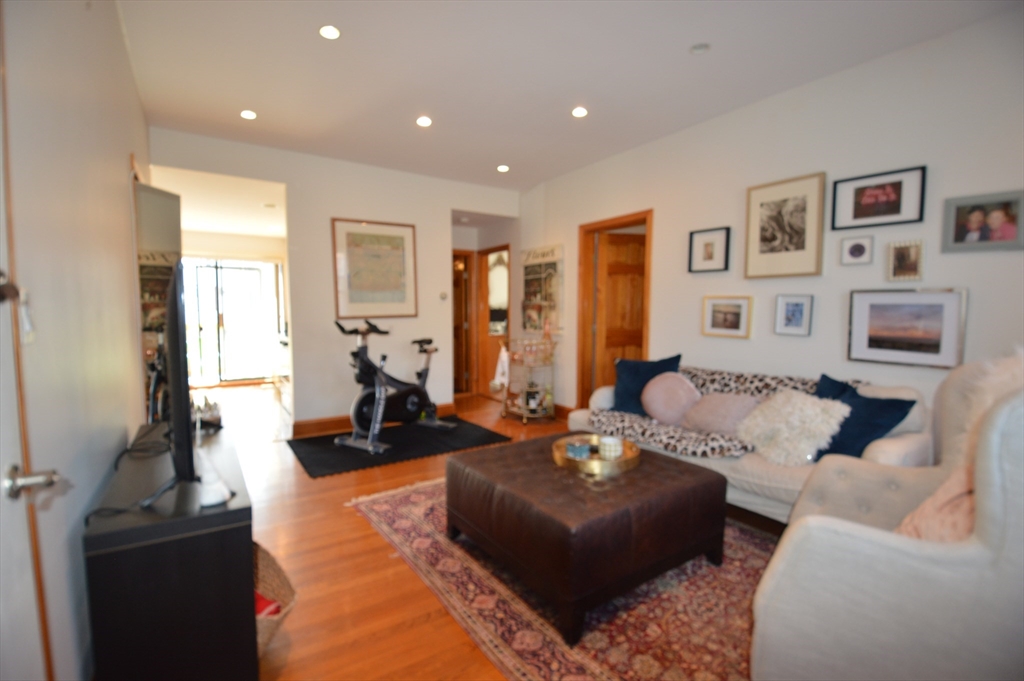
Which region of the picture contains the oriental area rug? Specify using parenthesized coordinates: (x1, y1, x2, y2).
(352, 479, 778, 681)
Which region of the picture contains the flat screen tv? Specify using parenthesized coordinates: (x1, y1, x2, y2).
(162, 258, 196, 483)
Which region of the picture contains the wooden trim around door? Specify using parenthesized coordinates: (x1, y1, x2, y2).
(576, 210, 653, 410)
(452, 249, 477, 396)
(475, 244, 510, 398)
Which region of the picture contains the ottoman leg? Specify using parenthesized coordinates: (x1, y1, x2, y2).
(556, 600, 586, 646)
(446, 520, 460, 540)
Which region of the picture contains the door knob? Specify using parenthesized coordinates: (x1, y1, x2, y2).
(4, 464, 61, 500)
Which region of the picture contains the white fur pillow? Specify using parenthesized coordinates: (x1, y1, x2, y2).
(738, 390, 852, 466)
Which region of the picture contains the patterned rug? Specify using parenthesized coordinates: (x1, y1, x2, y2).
(351, 478, 778, 681)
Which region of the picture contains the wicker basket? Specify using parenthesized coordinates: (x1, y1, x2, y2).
(254, 543, 296, 657)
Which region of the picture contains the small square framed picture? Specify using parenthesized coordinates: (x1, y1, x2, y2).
(774, 295, 813, 336)
(841, 236, 873, 265)
(688, 226, 730, 273)
(702, 296, 751, 338)
(888, 240, 923, 281)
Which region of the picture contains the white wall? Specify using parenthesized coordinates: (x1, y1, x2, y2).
(451, 225, 479, 251)
(181, 231, 288, 261)
(2, 1, 150, 678)
(520, 7, 1024, 407)
(150, 128, 519, 421)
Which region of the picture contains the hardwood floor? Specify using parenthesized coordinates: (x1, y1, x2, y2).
(198, 388, 567, 680)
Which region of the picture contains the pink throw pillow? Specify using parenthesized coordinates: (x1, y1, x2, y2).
(894, 465, 974, 542)
(640, 372, 701, 425)
(682, 393, 762, 436)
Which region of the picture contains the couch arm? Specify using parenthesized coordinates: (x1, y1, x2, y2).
(789, 454, 949, 530)
(589, 385, 615, 410)
(751, 515, 998, 681)
(862, 431, 933, 467)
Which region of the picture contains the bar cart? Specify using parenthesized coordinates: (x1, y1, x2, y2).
(501, 338, 555, 423)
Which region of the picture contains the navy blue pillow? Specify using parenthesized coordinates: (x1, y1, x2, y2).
(612, 355, 682, 415)
(814, 374, 915, 459)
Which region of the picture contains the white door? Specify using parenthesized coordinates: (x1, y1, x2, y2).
(0, 84, 47, 679)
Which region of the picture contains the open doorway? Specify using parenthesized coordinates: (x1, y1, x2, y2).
(150, 165, 293, 419)
(452, 209, 515, 400)
(577, 210, 653, 408)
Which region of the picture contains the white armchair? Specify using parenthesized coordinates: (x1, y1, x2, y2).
(751, 359, 1024, 681)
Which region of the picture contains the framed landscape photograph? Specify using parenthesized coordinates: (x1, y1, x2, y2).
(332, 218, 418, 319)
(745, 172, 825, 279)
(702, 296, 752, 338)
(887, 240, 923, 281)
(688, 226, 730, 273)
(832, 166, 926, 230)
(840, 236, 873, 265)
(848, 289, 966, 368)
(774, 294, 813, 336)
(941, 189, 1023, 253)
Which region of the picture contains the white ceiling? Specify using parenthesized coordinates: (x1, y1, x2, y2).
(149, 165, 287, 237)
(120, 1, 1014, 191)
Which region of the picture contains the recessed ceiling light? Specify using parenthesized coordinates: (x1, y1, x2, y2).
(264, 203, 276, 209)
(416, 116, 432, 127)
(497, 165, 509, 173)
(460, 217, 470, 224)
(319, 25, 340, 40)
(240, 110, 257, 120)
(690, 43, 711, 55)
(571, 106, 588, 118)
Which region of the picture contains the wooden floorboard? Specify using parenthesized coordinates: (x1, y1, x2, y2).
(199, 388, 567, 680)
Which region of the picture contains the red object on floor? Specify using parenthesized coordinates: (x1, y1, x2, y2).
(255, 589, 281, 617)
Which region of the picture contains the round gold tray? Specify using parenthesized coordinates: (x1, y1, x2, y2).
(552, 434, 640, 478)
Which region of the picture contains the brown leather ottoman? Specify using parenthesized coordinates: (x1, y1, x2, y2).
(446, 432, 727, 645)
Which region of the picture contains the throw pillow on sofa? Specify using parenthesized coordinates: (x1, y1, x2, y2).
(737, 390, 851, 466)
(641, 372, 701, 424)
(814, 374, 916, 459)
(681, 393, 761, 436)
(612, 355, 682, 415)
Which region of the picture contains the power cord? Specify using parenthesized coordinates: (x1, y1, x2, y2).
(84, 476, 178, 527)
(113, 439, 171, 471)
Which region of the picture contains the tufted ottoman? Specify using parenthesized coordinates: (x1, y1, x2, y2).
(446, 432, 727, 645)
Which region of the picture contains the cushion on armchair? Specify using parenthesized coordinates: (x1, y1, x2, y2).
(814, 374, 916, 459)
(612, 355, 681, 415)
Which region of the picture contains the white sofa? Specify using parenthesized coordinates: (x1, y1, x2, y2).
(751, 358, 1024, 680)
(567, 367, 931, 524)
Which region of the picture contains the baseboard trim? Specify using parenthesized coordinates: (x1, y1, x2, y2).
(292, 402, 457, 439)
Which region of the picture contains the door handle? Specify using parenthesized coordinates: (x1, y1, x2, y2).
(4, 465, 61, 500)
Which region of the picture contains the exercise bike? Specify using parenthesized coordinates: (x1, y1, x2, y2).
(333, 319, 456, 454)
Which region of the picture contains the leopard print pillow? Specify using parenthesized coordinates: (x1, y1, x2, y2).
(588, 409, 755, 459)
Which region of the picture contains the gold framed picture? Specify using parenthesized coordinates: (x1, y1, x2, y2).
(745, 172, 825, 278)
(702, 296, 752, 338)
(331, 218, 418, 319)
(887, 240, 923, 281)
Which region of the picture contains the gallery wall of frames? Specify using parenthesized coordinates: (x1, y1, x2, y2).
(516, 8, 1023, 406)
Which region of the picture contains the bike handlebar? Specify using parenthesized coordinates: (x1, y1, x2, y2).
(335, 319, 390, 336)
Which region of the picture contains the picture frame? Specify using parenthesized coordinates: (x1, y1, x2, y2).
(702, 296, 752, 338)
(887, 240, 923, 281)
(848, 289, 966, 368)
(840, 236, 873, 265)
(832, 166, 926, 230)
(774, 294, 813, 336)
(745, 172, 825, 279)
(331, 217, 418, 319)
(940, 190, 1023, 253)
(688, 227, 730, 273)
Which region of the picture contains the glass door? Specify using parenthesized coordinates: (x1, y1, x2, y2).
(182, 257, 286, 384)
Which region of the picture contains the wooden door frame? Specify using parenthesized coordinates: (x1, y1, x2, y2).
(475, 243, 510, 398)
(577, 210, 653, 409)
(452, 249, 477, 395)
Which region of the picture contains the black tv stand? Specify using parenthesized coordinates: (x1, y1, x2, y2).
(83, 424, 258, 680)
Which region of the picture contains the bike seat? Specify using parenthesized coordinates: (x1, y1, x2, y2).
(411, 338, 433, 347)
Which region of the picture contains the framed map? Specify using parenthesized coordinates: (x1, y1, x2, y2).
(332, 218, 418, 319)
